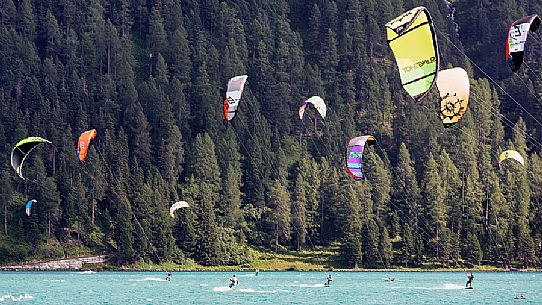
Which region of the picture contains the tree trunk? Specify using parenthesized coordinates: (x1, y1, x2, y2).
(92, 199, 95, 225)
(436, 226, 440, 262)
(275, 224, 279, 253)
(48, 211, 51, 238)
(4, 202, 7, 236)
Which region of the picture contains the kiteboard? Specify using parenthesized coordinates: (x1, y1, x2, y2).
(465, 287, 473, 290)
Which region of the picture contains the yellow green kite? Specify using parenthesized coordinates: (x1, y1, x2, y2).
(386, 7, 439, 100)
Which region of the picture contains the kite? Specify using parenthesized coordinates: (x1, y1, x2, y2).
(26, 199, 36, 216)
(11, 137, 52, 179)
(436, 67, 470, 127)
(506, 15, 541, 72)
(170, 201, 189, 218)
(346, 136, 376, 180)
(386, 7, 439, 100)
(77, 129, 97, 161)
(223, 75, 248, 121)
(299, 96, 327, 120)
(499, 150, 525, 167)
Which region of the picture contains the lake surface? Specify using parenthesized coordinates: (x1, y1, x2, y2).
(0, 271, 540, 304)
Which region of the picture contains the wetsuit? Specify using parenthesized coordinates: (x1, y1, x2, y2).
(466, 274, 474, 288)
(229, 276, 238, 288)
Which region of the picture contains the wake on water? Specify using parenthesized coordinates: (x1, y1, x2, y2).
(395, 283, 465, 290)
(291, 283, 327, 288)
(441, 283, 467, 290)
(212, 286, 290, 293)
(238, 289, 290, 293)
(77, 271, 96, 274)
(129, 277, 167, 282)
(0, 294, 34, 302)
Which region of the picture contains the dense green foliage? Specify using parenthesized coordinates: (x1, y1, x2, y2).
(0, 0, 541, 268)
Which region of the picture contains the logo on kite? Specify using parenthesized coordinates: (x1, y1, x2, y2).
(223, 75, 248, 121)
(386, 7, 439, 101)
(506, 15, 541, 72)
(436, 68, 470, 127)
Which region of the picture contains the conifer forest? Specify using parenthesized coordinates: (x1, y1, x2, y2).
(1, 0, 542, 269)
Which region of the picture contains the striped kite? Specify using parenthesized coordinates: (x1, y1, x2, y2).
(346, 136, 376, 180)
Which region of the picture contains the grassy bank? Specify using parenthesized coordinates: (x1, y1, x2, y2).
(121, 247, 340, 271)
(107, 247, 538, 272)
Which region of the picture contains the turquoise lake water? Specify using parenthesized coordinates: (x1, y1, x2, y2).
(0, 271, 540, 304)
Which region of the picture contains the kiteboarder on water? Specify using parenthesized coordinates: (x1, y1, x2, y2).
(466, 272, 474, 288)
(229, 275, 239, 288)
(325, 274, 333, 287)
(165, 271, 172, 281)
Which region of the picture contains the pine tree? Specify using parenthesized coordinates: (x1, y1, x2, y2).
(147, 5, 167, 57)
(17, 0, 35, 40)
(438, 149, 462, 262)
(339, 180, 363, 268)
(366, 151, 391, 219)
(216, 127, 242, 230)
(268, 179, 291, 251)
(0, 0, 16, 28)
(0, 170, 14, 236)
(112, 187, 135, 263)
(168, 25, 191, 83)
(292, 167, 308, 250)
(508, 120, 535, 266)
(392, 143, 422, 264)
(194, 182, 221, 265)
(422, 153, 447, 262)
(529, 153, 542, 260)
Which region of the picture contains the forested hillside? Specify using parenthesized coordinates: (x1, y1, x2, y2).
(0, 0, 541, 269)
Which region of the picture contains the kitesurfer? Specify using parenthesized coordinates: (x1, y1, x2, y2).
(229, 275, 239, 288)
(466, 272, 474, 288)
(325, 274, 333, 287)
(255, 269, 259, 276)
(166, 271, 172, 281)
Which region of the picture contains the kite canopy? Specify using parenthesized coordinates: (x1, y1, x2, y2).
(77, 129, 97, 161)
(499, 150, 525, 167)
(11, 137, 52, 179)
(299, 96, 327, 120)
(386, 7, 439, 100)
(170, 201, 189, 218)
(223, 75, 248, 121)
(506, 15, 541, 72)
(436, 67, 470, 127)
(26, 199, 36, 216)
(346, 136, 376, 180)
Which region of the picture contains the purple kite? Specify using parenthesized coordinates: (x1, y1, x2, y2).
(346, 136, 376, 180)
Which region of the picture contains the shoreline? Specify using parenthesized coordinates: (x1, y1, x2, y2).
(2, 266, 540, 272)
(1, 254, 540, 272)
